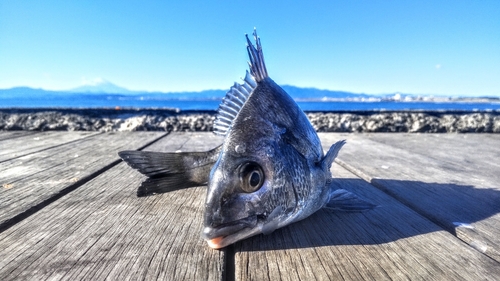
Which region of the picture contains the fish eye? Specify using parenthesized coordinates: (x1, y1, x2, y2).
(239, 162, 265, 193)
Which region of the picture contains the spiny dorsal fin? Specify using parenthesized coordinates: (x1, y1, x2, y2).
(246, 29, 268, 82)
(213, 29, 266, 136)
(213, 71, 256, 136)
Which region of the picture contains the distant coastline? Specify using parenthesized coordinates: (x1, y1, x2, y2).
(1, 108, 499, 133)
(2, 83, 499, 133)
(2, 85, 499, 109)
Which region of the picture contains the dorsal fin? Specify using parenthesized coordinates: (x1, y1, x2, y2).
(213, 29, 266, 136)
(213, 71, 256, 135)
(246, 29, 268, 82)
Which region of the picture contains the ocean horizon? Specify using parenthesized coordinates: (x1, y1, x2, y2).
(1, 95, 500, 112)
(2, 85, 500, 112)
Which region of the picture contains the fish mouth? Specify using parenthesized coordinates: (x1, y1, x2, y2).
(202, 215, 262, 249)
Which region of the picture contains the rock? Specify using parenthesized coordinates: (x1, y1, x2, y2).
(1, 108, 499, 133)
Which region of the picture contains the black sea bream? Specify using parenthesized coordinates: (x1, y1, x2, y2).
(119, 30, 374, 249)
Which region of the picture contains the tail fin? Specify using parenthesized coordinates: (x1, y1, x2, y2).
(320, 140, 346, 171)
(118, 145, 221, 197)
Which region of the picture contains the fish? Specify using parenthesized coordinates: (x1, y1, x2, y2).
(118, 29, 375, 249)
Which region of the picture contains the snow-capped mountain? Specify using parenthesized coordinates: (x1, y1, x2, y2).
(69, 79, 132, 94)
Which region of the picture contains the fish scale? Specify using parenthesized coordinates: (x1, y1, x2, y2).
(119, 29, 375, 249)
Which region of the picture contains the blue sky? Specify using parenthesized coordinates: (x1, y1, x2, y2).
(1, 1, 499, 97)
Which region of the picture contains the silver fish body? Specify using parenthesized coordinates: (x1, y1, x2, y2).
(201, 31, 348, 249)
(119, 30, 374, 250)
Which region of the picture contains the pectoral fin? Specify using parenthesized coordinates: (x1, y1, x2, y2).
(324, 189, 376, 212)
(261, 206, 285, 235)
(320, 140, 346, 171)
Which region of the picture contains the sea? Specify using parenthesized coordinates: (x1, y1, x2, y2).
(1, 94, 500, 112)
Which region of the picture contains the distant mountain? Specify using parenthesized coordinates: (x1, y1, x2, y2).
(70, 79, 132, 94)
(6, 81, 491, 103)
(281, 85, 372, 100)
(0, 84, 393, 101)
(2, 83, 499, 110)
(130, 86, 373, 101)
(0, 87, 64, 98)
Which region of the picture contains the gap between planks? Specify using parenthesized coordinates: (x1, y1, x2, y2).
(0, 132, 170, 235)
(3, 132, 498, 280)
(0, 131, 100, 163)
(335, 134, 499, 262)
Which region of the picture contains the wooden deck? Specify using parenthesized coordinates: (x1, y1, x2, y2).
(1, 131, 499, 280)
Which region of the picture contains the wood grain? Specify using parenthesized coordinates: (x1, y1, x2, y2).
(0, 132, 165, 228)
(0, 131, 37, 141)
(235, 157, 500, 280)
(1, 132, 499, 281)
(320, 133, 500, 263)
(0, 131, 98, 162)
(0, 132, 225, 281)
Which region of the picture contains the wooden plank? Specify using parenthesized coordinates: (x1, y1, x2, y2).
(235, 159, 500, 280)
(319, 133, 500, 263)
(0, 131, 99, 162)
(0, 131, 165, 228)
(0, 132, 225, 281)
(2, 132, 499, 280)
(350, 133, 500, 178)
(0, 131, 38, 141)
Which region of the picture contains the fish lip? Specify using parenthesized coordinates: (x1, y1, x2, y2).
(202, 215, 258, 241)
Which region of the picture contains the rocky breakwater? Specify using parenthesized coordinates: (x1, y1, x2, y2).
(1, 108, 499, 133)
(0, 108, 215, 132)
(307, 111, 500, 133)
